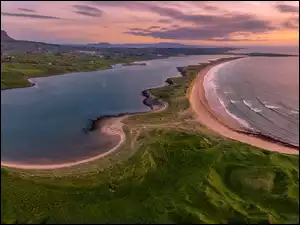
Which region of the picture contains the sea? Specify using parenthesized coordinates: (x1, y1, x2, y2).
(205, 46, 299, 147)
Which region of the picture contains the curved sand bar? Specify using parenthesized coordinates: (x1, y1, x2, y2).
(189, 58, 299, 155)
(1, 117, 127, 169)
(1, 102, 168, 170)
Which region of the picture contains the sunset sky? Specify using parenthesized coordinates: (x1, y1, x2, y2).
(1, 1, 299, 46)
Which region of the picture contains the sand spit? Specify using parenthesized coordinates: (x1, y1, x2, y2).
(1, 116, 127, 169)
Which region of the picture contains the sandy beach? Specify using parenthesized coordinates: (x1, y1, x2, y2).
(189, 58, 299, 155)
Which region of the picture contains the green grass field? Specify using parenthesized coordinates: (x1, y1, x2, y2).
(1, 58, 299, 224)
(1, 52, 145, 89)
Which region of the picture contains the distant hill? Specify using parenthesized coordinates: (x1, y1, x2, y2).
(1, 30, 15, 42)
(1, 30, 239, 56)
(86, 42, 111, 48)
(1, 30, 95, 54)
(87, 42, 202, 48)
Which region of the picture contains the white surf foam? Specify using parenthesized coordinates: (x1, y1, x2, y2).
(261, 101, 281, 109)
(265, 104, 280, 109)
(252, 108, 262, 113)
(291, 110, 299, 115)
(243, 100, 262, 112)
(203, 58, 253, 130)
(218, 97, 253, 130)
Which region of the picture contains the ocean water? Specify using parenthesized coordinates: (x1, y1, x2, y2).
(230, 45, 299, 55)
(205, 56, 299, 146)
(1, 55, 230, 165)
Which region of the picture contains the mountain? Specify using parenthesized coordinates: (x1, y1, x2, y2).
(1, 30, 15, 42)
(1, 30, 97, 54)
(87, 42, 112, 48)
(87, 42, 202, 48)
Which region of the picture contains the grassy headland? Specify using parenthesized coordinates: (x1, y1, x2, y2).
(1, 51, 296, 90)
(1, 58, 299, 224)
(1, 52, 153, 89)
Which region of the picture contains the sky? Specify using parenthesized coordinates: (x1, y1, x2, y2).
(1, 1, 299, 46)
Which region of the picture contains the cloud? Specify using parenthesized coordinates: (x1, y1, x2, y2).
(1, 12, 62, 20)
(125, 19, 276, 41)
(202, 5, 220, 11)
(90, 0, 279, 42)
(125, 6, 276, 41)
(158, 18, 172, 24)
(92, 1, 276, 30)
(143, 4, 219, 24)
(2, 1, 297, 44)
(73, 10, 102, 17)
(128, 25, 165, 33)
(72, 5, 103, 17)
(90, 1, 145, 9)
(148, 26, 161, 30)
(275, 4, 299, 13)
(160, 27, 169, 31)
(18, 8, 36, 13)
(282, 17, 299, 29)
(128, 28, 145, 31)
(91, 1, 232, 26)
(73, 5, 102, 13)
(91, 1, 222, 14)
(145, 6, 273, 30)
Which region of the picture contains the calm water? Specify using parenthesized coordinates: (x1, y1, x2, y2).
(205, 56, 299, 146)
(1, 55, 230, 165)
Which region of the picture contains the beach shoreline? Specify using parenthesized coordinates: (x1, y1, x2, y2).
(189, 58, 299, 155)
(2, 56, 298, 170)
(0, 70, 170, 170)
(0, 116, 127, 169)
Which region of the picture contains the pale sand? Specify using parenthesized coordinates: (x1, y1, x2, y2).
(1, 116, 127, 170)
(189, 58, 299, 155)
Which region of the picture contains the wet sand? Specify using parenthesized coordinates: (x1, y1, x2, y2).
(189, 58, 299, 155)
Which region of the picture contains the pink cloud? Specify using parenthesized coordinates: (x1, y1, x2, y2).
(1, 1, 298, 45)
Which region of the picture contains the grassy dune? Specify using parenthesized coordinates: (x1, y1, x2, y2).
(1, 59, 299, 224)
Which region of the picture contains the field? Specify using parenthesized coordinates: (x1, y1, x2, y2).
(1, 59, 299, 224)
(1, 52, 147, 89)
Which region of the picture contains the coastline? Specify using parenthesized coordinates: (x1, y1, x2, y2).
(1, 116, 127, 170)
(189, 58, 299, 155)
(1, 60, 151, 92)
(0, 68, 171, 170)
(2, 56, 298, 170)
